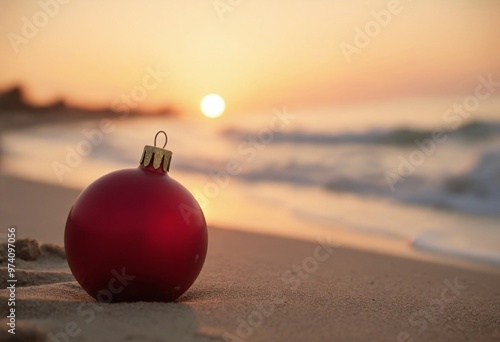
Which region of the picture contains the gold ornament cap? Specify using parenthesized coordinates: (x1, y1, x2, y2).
(140, 131, 172, 172)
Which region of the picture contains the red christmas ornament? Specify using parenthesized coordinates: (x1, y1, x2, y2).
(65, 131, 207, 302)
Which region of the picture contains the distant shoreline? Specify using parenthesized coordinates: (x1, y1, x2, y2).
(0, 109, 139, 133)
(0, 85, 176, 132)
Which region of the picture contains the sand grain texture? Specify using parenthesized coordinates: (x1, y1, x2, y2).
(0, 229, 499, 342)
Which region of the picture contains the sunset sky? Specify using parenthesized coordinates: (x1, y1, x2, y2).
(1, 0, 499, 116)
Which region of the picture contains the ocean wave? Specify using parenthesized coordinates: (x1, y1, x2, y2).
(225, 145, 500, 217)
(324, 147, 500, 216)
(222, 120, 500, 146)
(411, 231, 500, 265)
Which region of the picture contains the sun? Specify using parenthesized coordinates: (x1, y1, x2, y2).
(200, 94, 225, 118)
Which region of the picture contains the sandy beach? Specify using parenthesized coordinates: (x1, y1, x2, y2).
(1, 173, 499, 342)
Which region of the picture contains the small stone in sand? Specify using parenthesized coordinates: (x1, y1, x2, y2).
(41, 243, 66, 260)
(16, 239, 42, 261)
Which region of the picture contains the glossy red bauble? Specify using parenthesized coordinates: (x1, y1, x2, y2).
(65, 135, 207, 302)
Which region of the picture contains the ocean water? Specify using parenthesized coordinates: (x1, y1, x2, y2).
(2, 100, 500, 266)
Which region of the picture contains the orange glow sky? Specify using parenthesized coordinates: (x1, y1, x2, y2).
(1, 0, 499, 116)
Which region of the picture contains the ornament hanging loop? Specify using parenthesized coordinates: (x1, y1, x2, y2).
(154, 131, 168, 149)
(140, 131, 173, 172)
